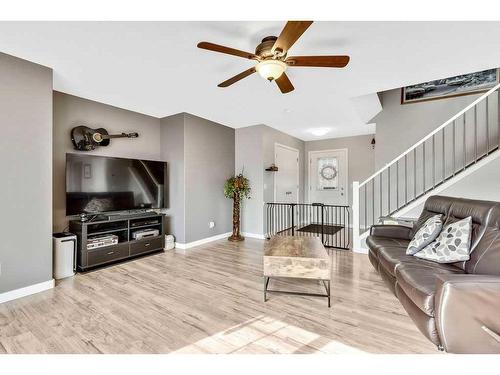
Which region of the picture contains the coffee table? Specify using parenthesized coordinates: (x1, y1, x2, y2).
(263, 236, 332, 307)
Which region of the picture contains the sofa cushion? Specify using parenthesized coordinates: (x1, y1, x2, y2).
(407, 215, 443, 255)
(366, 236, 410, 253)
(378, 246, 464, 277)
(445, 198, 494, 270)
(411, 196, 453, 236)
(395, 264, 464, 317)
(378, 247, 414, 276)
(415, 216, 472, 263)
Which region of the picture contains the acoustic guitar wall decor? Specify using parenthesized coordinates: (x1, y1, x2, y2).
(71, 126, 139, 151)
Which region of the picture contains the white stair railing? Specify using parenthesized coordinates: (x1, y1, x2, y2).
(353, 83, 500, 250)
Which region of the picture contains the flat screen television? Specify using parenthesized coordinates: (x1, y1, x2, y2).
(66, 153, 166, 216)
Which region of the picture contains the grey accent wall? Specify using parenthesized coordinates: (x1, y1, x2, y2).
(374, 88, 483, 169)
(184, 114, 235, 243)
(305, 135, 375, 207)
(235, 127, 375, 235)
(54, 94, 233, 243)
(235, 126, 264, 236)
(0, 53, 53, 293)
(373, 88, 499, 218)
(235, 125, 305, 236)
(160, 113, 235, 243)
(53, 92, 161, 232)
(160, 113, 185, 243)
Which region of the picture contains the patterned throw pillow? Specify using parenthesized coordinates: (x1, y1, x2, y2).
(414, 216, 472, 263)
(406, 215, 443, 255)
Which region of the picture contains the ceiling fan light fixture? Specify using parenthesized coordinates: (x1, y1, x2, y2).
(256, 60, 287, 81)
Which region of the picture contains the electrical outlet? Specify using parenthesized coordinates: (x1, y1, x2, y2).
(209, 221, 215, 229)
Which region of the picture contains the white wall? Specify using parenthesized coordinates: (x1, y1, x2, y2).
(0, 53, 53, 293)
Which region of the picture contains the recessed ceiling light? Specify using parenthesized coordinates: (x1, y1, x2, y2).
(308, 128, 331, 137)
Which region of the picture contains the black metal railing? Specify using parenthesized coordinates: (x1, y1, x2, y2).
(265, 203, 351, 250)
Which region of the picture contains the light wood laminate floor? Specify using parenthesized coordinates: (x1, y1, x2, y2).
(0, 238, 436, 354)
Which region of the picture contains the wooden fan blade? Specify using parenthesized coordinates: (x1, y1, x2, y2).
(197, 42, 259, 60)
(272, 21, 313, 54)
(286, 55, 350, 68)
(218, 67, 257, 87)
(275, 72, 294, 94)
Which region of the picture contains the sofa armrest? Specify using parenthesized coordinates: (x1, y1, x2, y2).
(435, 274, 500, 353)
(369, 225, 412, 240)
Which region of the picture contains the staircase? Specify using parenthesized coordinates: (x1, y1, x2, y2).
(352, 83, 500, 251)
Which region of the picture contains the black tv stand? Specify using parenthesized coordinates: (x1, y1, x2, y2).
(69, 212, 165, 271)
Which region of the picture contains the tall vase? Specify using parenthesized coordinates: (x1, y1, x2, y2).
(228, 193, 244, 242)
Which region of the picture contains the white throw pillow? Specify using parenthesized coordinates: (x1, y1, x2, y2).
(414, 216, 472, 263)
(406, 215, 443, 255)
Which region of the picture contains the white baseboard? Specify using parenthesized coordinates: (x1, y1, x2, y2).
(0, 279, 55, 304)
(175, 231, 232, 250)
(241, 232, 266, 240)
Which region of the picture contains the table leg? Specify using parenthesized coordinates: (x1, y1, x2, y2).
(328, 280, 331, 308)
(322, 279, 331, 308)
(264, 277, 270, 302)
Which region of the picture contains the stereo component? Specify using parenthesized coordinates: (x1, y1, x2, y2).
(131, 219, 160, 227)
(87, 234, 119, 250)
(133, 228, 160, 240)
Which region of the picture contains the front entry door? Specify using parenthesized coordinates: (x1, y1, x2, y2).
(274, 144, 299, 203)
(308, 149, 348, 205)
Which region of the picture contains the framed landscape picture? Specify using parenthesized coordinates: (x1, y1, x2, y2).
(401, 68, 499, 104)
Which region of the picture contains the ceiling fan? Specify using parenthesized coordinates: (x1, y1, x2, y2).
(197, 21, 350, 94)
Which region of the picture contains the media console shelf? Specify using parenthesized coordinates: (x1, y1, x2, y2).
(69, 213, 165, 271)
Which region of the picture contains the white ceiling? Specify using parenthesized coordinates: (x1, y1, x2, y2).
(0, 21, 500, 140)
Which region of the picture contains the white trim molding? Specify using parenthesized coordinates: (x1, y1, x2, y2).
(0, 279, 55, 304)
(241, 232, 266, 240)
(175, 232, 232, 250)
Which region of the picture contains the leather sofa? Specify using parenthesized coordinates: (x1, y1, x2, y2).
(367, 195, 500, 353)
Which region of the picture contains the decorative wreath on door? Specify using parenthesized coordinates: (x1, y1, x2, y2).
(320, 165, 338, 180)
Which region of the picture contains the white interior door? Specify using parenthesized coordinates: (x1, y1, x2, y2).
(308, 149, 348, 205)
(274, 144, 299, 203)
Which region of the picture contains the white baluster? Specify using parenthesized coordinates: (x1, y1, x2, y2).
(352, 181, 360, 251)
